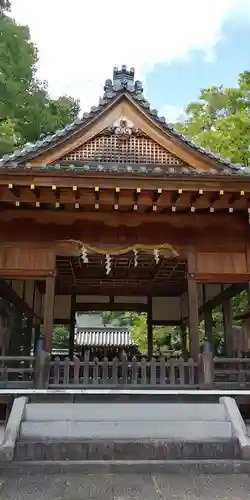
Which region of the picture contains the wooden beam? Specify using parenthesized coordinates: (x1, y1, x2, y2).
(147, 296, 153, 358)
(152, 319, 181, 326)
(74, 302, 148, 313)
(201, 283, 246, 314)
(43, 276, 55, 353)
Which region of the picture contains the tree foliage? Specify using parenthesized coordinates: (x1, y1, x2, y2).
(0, 0, 11, 12)
(52, 325, 69, 348)
(177, 72, 250, 166)
(0, 12, 80, 155)
(101, 291, 248, 356)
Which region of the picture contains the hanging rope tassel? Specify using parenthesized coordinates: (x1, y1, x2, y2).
(80, 245, 89, 263)
(105, 254, 112, 275)
(133, 248, 138, 267)
(153, 248, 160, 264)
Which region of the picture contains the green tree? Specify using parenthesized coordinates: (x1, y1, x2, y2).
(0, 12, 80, 155)
(0, 0, 11, 11)
(101, 310, 180, 355)
(177, 72, 250, 166)
(52, 325, 69, 349)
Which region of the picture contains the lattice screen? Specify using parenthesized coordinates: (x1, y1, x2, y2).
(61, 133, 182, 165)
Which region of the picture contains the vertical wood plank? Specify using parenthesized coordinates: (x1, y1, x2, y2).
(44, 276, 55, 353)
(111, 357, 118, 384)
(121, 353, 128, 385)
(169, 359, 175, 385)
(83, 351, 89, 384)
(103, 357, 109, 384)
(53, 356, 60, 385)
(63, 357, 70, 385)
(93, 357, 99, 385)
(150, 357, 156, 385)
(160, 356, 165, 385)
(73, 356, 80, 384)
(179, 359, 185, 385)
(141, 357, 147, 385)
(188, 358, 195, 385)
(131, 356, 138, 385)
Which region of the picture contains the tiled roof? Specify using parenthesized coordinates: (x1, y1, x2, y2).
(74, 328, 133, 347)
(0, 65, 247, 174)
(22, 161, 249, 177)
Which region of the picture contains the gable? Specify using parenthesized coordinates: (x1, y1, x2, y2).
(60, 117, 184, 167)
(0, 65, 243, 176)
(29, 98, 211, 171)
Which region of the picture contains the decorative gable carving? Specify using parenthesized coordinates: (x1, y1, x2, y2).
(61, 116, 183, 166)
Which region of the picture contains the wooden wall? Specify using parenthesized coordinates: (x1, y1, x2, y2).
(0, 212, 248, 282)
(0, 246, 55, 277)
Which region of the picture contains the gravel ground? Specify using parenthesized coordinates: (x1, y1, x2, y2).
(0, 473, 250, 499)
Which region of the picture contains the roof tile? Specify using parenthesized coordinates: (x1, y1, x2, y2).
(0, 65, 248, 174)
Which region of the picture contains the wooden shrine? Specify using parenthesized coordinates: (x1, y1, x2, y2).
(0, 65, 250, 388)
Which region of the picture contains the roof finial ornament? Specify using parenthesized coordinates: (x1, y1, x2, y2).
(113, 65, 135, 85)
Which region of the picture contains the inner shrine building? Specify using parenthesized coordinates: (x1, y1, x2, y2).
(0, 65, 250, 361)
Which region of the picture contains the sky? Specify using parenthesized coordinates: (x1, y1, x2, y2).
(10, 0, 250, 122)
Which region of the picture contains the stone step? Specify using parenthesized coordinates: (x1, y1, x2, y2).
(19, 420, 233, 441)
(14, 438, 240, 461)
(23, 402, 228, 422)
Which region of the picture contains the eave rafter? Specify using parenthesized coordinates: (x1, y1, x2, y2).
(0, 176, 249, 215)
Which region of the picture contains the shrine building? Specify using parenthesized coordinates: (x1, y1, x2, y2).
(0, 65, 250, 388)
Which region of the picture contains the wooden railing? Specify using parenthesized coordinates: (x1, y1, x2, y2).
(213, 357, 250, 388)
(47, 354, 200, 387)
(0, 356, 36, 387)
(0, 353, 249, 390)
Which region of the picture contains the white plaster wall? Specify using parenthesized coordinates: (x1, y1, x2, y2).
(76, 295, 109, 303)
(152, 297, 181, 322)
(114, 296, 147, 304)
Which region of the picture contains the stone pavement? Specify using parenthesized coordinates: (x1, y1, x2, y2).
(0, 473, 250, 499)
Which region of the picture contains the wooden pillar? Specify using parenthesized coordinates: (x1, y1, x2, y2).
(23, 315, 33, 356)
(180, 323, 188, 360)
(204, 307, 213, 350)
(187, 249, 200, 360)
(44, 276, 55, 353)
(69, 294, 76, 359)
(8, 306, 23, 356)
(222, 295, 233, 356)
(147, 297, 153, 358)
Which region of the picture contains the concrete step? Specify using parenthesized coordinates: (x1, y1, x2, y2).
(23, 402, 229, 422)
(14, 438, 240, 461)
(19, 420, 233, 441)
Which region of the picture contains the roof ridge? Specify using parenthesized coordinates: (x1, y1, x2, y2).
(0, 65, 245, 172)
